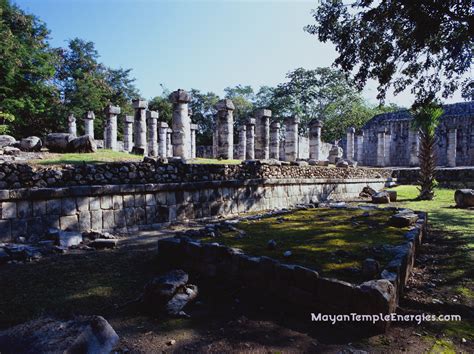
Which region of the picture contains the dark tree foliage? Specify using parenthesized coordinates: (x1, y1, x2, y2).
(305, 0, 473, 105)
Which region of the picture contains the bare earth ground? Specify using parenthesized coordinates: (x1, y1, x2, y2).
(1, 221, 472, 353)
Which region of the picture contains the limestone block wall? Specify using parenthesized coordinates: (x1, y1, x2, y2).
(0, 176, 391, 241)
(359, 102, 474, 167)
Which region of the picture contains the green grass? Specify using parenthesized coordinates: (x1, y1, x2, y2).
(189, 158, 242, 165)
(199, 208, 409, 283)
(32, 149, 142, 165)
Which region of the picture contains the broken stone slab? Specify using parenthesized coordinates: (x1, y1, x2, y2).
(20, 136, 42, 152)
(45, 133, 75, 152)
(336, 160, 349, 168)
(143, 269, 189, 307)
(82, 230, 116, 240)
(58, 231, 83, 248)
(165, 284, 198, 316)
(360, 186, 377, 198)
(3, 146, 21, 156)
(389, 212, 418, 227)
(0, 316, 119, 353)
(67, 134, 97, 153)
(386, 190, 397, 202)
(454, 189, 474, 208)
(372, 191, 390, 204)
(89, 238, 118, 249)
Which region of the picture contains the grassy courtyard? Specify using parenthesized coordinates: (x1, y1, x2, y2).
(32, 150, 142, 165)
(200, 208, 409, 283)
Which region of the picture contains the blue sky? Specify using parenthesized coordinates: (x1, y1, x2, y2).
(15, 0, 463, 106)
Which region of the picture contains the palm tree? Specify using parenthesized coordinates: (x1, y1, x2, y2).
(411, 102, 443, 200)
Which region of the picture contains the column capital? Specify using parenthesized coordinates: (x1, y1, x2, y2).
(246, 117, 256, 126)
(270, 121, 281, 129)
(215, 99, 235, 111)
(124, 115, 134, 124)
(284, 115, 300, 124)
(347, 127, 356, 133)
(169, 89, 190, 104)
(132, 99, 148, 109)
(237, 125, 247, 132)
(309, 119, 323, 127)
(158, 122, 169, 128)
(146, 110, 159, 120)
(68, 114, 75, 122)
(104, 104, 121, 115)
(190, 123, 199, 130)
(254, 109, 272, 118)
(84, 111, 95, 120)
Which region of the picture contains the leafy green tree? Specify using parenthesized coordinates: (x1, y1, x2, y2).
(55, 38, 139, 138)
(224, 85, 255, 125)
(148, 95, 172, 125)
(187, 89, 219, 145)
(305, 0, 472, 104)
(0, 0, 59, 137)
(411, 102, 443, 200)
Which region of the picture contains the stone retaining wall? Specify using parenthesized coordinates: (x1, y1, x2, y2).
(0, 160, 391, 190)
(157, 206, 427, 331)
(392, 167, 474, 188)
(0, 177, 391, 241)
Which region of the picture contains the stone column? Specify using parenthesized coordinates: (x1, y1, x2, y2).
(132, 99, 148, 155)
(254, 109, 271, 159)
(123, 115, 134, 152)
(408, 127, 419, 166)
(346, 127, 355, 161)
(270, 121, 281, 160)
(83, 111, 95, 139)
(447, 128, 457, 167)
(377, 129, 386, 167)
(169, 89, 191, 159)
(215, 99, 235, 159)
(166, 128, 173, 157)
(245, 118, 256, 160)
(104, 105, 120, 151)
(67, 114, 77, 137)
(284, 116, 300, 162)
(212, 131, 217, 158)
(237, 126, 246, 160)
(158, 122, 169, 158)
(384, 131, 392, 166)
(146, 110, 159, 157)
(355, 132, 364, 163)
(309, 119, 323, 161)
(190, 123, 198, 159)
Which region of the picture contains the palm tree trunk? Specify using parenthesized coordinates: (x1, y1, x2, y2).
(416, 129, 437, 200)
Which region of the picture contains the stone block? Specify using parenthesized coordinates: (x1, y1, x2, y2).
(78, 211, 91, 231)
(58, 230, 83, 247)
(124, 208, 135, 225)
(293, 265, 319, 293)
(134, 194, 146, 207)
(60, 215, 78, 231)
(27, 218, 46, 236)
(315, 277, 357, 313)
(32, 200, 46, 217)
(114, 209, 126, 228)
(91, 210, 102, 230)
(89, 197, 101, 211)
(76, 197, 90, 212)
(2, 202, 16, 219)
(61, 198, 77, 215)
(102, 210, 114, 229)
(0, 220, 11, 241)
(111, 195, 122, 210)
(100, 196, 113, 210)
(155, 192, 167, 205)
(123, 194, 134, 208)
(145, 194, 156, 206)
(132, 99, 148, 109)
(11, 219, 27, 236)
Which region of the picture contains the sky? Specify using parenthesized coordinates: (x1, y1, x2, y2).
(14, 0, 464, 107)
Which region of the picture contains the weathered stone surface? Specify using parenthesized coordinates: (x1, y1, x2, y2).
(336, 160, 349, 168)
(389, 212, 418, 227)
(143, 269, 189, 310)
(328, 145, 343, 164)
(45, 133, 75, 153)
(165, 284, 198, 316)
(68, 135, 97, 153)
(372, 191, 390, 204)
(58, 230, 83, 247)
(362, 258, 380, 279)
(90, 238, 117, 249)
(386, 190, 397, 202)
(454, 189, 474, 208)
(20, 136, 42, 152)
(0, 316, 119, 353)
(3, 146, 20, 156)
(0, 135, 16, 148)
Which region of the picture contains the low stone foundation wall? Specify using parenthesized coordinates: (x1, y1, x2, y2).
(0, 177, 391, 241)
(157, 206, 427, 331)
(392, 167, 474, 188)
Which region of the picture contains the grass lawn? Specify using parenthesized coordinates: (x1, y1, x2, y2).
(199, 208, 409, 284)
(189, 158, 242, 165)
(32, 149, 142, 165)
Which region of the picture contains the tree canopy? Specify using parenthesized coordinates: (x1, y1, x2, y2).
(305, 0, 473, 105)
